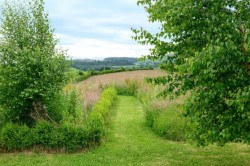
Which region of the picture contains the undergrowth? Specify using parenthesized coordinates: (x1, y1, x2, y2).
(0, 87, 117, 152)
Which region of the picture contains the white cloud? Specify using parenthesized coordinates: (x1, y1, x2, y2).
(56, 34, 151, 60)
(0, 0, 157, 59)
(45, 0, 157, 59)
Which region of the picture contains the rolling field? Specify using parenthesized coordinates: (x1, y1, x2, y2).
(74, 70, 166, 109)
(77, 70, 165, 88)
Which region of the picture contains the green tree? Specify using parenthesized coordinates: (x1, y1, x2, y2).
(0, 0, 68, 125)
(133, 0, 250, 145)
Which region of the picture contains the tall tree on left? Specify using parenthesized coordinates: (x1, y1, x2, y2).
(0, 0, 68, 126)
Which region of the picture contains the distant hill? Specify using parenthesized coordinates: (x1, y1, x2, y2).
(75, 59, 96, 62)
(70, 57, 160, 71)
(103, 57, 138, 66)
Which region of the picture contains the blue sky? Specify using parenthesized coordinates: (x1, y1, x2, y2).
(44, 0, 157, 60)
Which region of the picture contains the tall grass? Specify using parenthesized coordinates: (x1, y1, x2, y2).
(111, 79, 139, 96)
(137, 82, 190, 141)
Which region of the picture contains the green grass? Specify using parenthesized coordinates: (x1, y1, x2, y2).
(0, 96, 249, 165)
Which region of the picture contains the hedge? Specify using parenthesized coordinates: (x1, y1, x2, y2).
(0, 87, 117, 152)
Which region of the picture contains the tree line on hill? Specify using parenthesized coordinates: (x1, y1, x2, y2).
(70, 57, 160, 71)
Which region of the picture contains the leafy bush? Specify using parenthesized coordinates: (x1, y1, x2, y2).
(57, 123, 89, 151)
(134, 0, 250, 146)
(66, 68, 92, 83)
(86, 112, 105, 144)
(33, 121, 57, 148)
(62, 89, 84, 123)
(0, 121, 89, 152)
(33, 121, 90, 151)
(74, 72, 91, 83)
(86, 87, 117, 143)
(47, 87, 84, 125)
(0, 123, 33, 150)
(0, 87, 117, 152)
(46, 92, 67, 123)
(0, 0, 68, 126)
(0, 107, 5, 130)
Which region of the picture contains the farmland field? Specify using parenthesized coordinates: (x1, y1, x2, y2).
(0, 70, 249, 166)
(77, 70, 165, 89)
(74, 70, 166, 109)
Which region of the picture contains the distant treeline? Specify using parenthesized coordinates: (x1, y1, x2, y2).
(70, 57, 160, 71)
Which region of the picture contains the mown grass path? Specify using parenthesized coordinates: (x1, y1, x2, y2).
(0, 96, 249, 165)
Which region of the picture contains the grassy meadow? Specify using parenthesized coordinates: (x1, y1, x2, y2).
(74, 70, 166, 109)
(0, 70, 249, 165)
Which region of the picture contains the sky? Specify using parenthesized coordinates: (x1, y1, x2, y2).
(43, 0, 157, 60)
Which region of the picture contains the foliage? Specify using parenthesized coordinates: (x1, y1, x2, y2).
(133, 0, 250, 145)
(0, 87, 117, 152)
(33, 121, 89, 151)
(57, 123, 89, 151)
(87, 87, 117, 142)
(0, 0, 68, 125)
(0, 107, 5, 130)
(71, 57, 159, 71)
(134, 59, 158, 69)
(33, 120, 57, 148)
(71, 57, 138, 71)
(62, 88, 85, 124)
(0, 123, 33, 150)
(0, 121, 89, 152)
(66, 68, 92, 83)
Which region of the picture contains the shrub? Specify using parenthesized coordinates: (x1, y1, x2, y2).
(78, 71, 84, 75)
(33, 121, 57, 148)
(86, 87, 117, 144)
(0, 0, 68, 126)
(74, 72, 91, 83)
(0, 123, 33, 151)
(57, 123, 89, 151)
(32, 122, 91, 151)
(48, 88, 84, 125)
(0, 87, 117, 152)
(134, 0, 250, 146)
(46, 92, 67, 123)
(64, 89, 84, 124)
(66, 68, 92, 83)
(0, 107, 5, 130)
(0, 121, 90, 152)
(86, 112, 105, 144)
